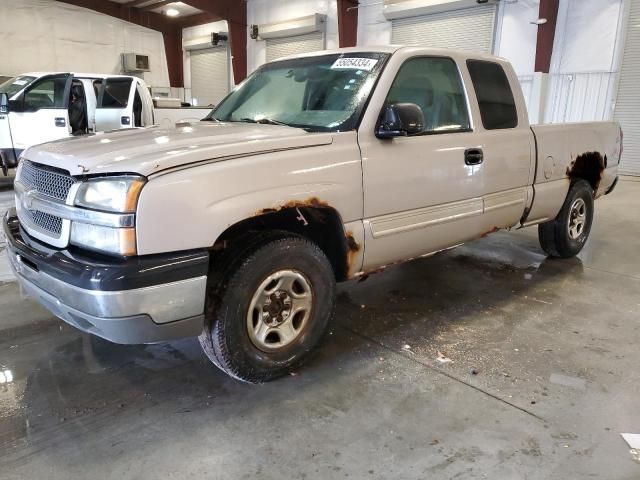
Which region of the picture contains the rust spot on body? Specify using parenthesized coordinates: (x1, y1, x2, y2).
(566, 152, 606, 193)
(357, 266, 385, 283)
(255, 197, 330, 216)
(345, 230, 361, 274)
(481, 227, 500, 238)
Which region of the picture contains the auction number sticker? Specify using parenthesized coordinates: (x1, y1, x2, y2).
(331, 58, 378, 71)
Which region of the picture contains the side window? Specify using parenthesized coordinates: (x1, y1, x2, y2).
(385, 57, 470, 134)
(98, 78, 133, 108)
(23, 76, 68, 111)
(466, 60, 518, 130)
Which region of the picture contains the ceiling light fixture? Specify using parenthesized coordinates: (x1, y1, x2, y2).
(530, 18, 548, 25)
(166, 8, 180, 17)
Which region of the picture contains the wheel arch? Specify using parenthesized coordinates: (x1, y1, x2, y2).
(210, 201, 360, 282)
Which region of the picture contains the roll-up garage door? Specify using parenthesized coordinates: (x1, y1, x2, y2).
(391, 4, 497, 53)
(266, 31, 325, 63)
(614, 1, 640, 175)
(190, 46, 229, 107)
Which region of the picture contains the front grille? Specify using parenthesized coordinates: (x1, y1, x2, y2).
(16, 159, 77, 244)
(23, 209, 63, 236)
(20, 160, 75, 201)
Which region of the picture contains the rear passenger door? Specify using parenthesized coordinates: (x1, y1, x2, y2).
(95, 77, 135, 131)
(464, 60, 533, 232)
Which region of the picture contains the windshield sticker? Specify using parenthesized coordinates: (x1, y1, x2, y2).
(13, 80, 27, 86)
(331, 58, 378, 71)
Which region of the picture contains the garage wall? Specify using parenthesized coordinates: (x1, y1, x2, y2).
(494, 0, 538, 77)
(0, 0, 170, 88)
(545, 0, 625, 123)
(265, 31, 326, 63)
(357, 0, 538, 116)
(390, 4, 497, 53)
(614, 0, 640, 175)
(356, 1, 537, 72)
(494, 0, 539, 122)
(247, 0, 339, 73)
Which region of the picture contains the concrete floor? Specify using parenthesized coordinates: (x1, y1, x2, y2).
(0, 178, 639, 480)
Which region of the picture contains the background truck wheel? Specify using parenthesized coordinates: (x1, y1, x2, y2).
(199, 235, 336, 383)
(538, 179, 594, 258)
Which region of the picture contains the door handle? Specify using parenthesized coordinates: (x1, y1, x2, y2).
(465, 148, 484, 165)
(55, 117, 66, 127)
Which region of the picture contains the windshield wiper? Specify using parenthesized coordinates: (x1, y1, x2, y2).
(239, 117, 290, 127)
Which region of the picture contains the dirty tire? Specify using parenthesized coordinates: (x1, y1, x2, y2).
(538, 179, 594, 258)
(199, 235, 336, 383)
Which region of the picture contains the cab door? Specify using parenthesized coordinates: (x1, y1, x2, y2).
(8, 74, 72, 151)
(463, 60, 533, 233)
(95, 77, 135, 131)
(135, 80, 154, 127)
(358, 55, 486, 271)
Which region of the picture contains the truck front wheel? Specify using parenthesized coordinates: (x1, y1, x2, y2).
(199, 235, 336, 383)
(538, 179, 594, 258)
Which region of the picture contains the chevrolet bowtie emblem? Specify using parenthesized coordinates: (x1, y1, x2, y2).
(23, 189, 36, 209)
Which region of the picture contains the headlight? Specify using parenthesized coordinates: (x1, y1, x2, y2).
(74, 176, 145, 213)
(70, 223, 137, 256)
(71, 176, 145, 256)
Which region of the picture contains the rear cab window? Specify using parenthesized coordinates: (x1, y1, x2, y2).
(466, 60, 518, 130)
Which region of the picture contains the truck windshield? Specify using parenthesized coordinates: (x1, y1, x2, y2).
(209, 53, 389, 132)
(0, 76, 37, 98)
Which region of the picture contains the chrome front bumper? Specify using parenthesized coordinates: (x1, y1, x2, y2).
(4, 210, 209, 344)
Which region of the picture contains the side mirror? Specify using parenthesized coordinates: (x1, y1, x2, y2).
(0, 93, 8, 114)
(376, 103, 424, 139)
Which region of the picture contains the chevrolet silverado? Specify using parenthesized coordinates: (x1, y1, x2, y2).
(4, 47, 621, 382)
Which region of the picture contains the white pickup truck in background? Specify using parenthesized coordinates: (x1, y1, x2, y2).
(3, 47, 622, 383)
(0, 73, 212, 174)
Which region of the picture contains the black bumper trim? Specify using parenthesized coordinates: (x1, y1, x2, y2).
(4, 212, 210, 292)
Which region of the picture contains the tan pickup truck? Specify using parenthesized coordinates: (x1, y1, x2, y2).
(4, 46, 621, 382)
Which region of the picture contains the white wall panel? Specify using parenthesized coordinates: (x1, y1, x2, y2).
(545, 0, 625, 123)
(0, 0, 170, 88)
(552, 0, 623, 73)
(495, 0, 539, 77)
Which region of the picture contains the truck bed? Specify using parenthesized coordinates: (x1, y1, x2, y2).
(525, 121, 621, 225)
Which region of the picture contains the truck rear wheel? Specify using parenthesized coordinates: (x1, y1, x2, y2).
(199, 235, 336, 383)
(538, 179, 594, 258)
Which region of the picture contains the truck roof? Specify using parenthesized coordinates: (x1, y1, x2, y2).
(17, 72, 139, 80)
(274, 45, 510, 65)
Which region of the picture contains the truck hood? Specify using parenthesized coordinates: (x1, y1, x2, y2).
(24, 122, 334, 177)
